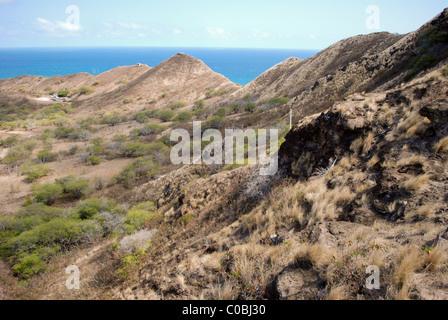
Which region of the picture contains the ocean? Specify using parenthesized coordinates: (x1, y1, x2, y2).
(0, 47, 319, 85)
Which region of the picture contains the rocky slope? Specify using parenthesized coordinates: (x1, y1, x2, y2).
(0, 8, 447, 301)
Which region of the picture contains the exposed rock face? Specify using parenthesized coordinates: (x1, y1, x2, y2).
(279, 110, 369, 179)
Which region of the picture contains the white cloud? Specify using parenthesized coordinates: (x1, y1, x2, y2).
(0, 0, 14, 4)
(102, 22, 113, 29)
(206, 27, 231, 39)
(309, 34, 317, 39)
(172, 28, 181, 35)
(36, 17, 82, 34)
(118, 22, 147, 30)
(253, 28, 269, 39)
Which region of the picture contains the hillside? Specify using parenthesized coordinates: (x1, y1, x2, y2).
(0, 8, 447, 300)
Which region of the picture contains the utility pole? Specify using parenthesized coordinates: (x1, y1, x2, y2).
(289, 109, 292, 130)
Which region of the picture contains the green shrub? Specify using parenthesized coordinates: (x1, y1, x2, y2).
(130, 124, 166, 138)
(113, 157, 158, 188)
(32, 183, 64, 205)
(122, 97, 134, 105)
(175, 111, 193, 123)
(90, 137, 104, 146)
(12, 253, 45, 279)
(170, 101, 187, 110)
(77, 198, 116, 219)
(205, 89, 215, 98)
(18, 87, 25, 93)
(125, 201, 158, 231)
(3, 145, 31, 166)
(214, 107, 227, 117)
(22, 140, 37, 152)
(244, 103, 256, 113)
(20, 162, 51, 182)
(57, 90, 69, 97)
(100, 113, 122, 127)
(414, 54, 437, 71)
(268, 97, 290, 108)
(203, 116, 224, 131)
(133, 112, 150, 124)
(158, 110, 175, 122)
(119, 142, 152, 158)
(78, 86, 94, 95)
(193, 100, 205, 110)
(37, 149, 58, 163)
(1, 135, 19, 147)
(53, 126, 75, 139)
(88, 155, 101, 166)
(42, 103, 72, 116)
(65, 178, 90, 199)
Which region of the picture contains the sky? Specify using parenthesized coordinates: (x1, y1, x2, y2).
(0, 0, 446, 50)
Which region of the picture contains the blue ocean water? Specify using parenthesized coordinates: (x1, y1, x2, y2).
(0, 47, 319, 85)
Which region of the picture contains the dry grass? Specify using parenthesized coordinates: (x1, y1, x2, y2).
(350, 137, 364, 155)
(402, 174, 430, 193)
(327, 285, 350, 300)
(396, 155, 425, 167)
(211, 280, 238, 300)
(435, 136, 448, 153)
(362, 132, 375, 154)
(292, 243, 333, 268)
(392, 246, 423, 299)
(303, 180, 355, 223)
(367, 154, 380, 169)
(397, 110, 431, 140)
(422, 248, 444, 272)
(405, 204, 438, 221)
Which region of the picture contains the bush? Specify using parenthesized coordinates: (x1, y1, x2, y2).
(122, 97, 134, 105)
(78, 86, 94, 95)
(88, 155, 101, 166)
(20, 162, 51, 182)
(100, 112, 122, 127)
(175, 111, 193, 123)
(32, 183, 64, 205)
(203, 116, 224, 131)
(57, 90, 69, 97)
(1, 135, 19, 147)
(54, 127, 75, 139)
(3, 145, 31, 166)
(125, 201, 158, 231)
(413, 54, 436, 71)
(244, 103, 256, 113)
(77, 198, 116, 220)
(205, 89, 215, 98)
(267, 97, 290, 109)
(119, 142, 150, 158)
(65, 178, 90, 199)
(113, 157, 159, 188)
(133, 112, 150, 124)
(170, 101, 187, 110)
(158, 110, 175, 122)
(130, 124, 166, 138)
(37, 149, 58, 163)
(193, 100, 205, 110)
(12, 253, 45, 279)
(215, 107, 227, 117)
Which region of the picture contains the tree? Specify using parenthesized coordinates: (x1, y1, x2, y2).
(32, 183, 64, 205)
(57, 90, 69, 98)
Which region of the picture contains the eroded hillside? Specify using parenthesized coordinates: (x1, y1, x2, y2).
(0, 9, 447, 301)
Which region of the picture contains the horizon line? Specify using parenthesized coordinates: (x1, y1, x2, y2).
(0, 45, 323, 51)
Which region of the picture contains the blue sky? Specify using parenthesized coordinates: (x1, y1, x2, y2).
(0, 0, 446, 49)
